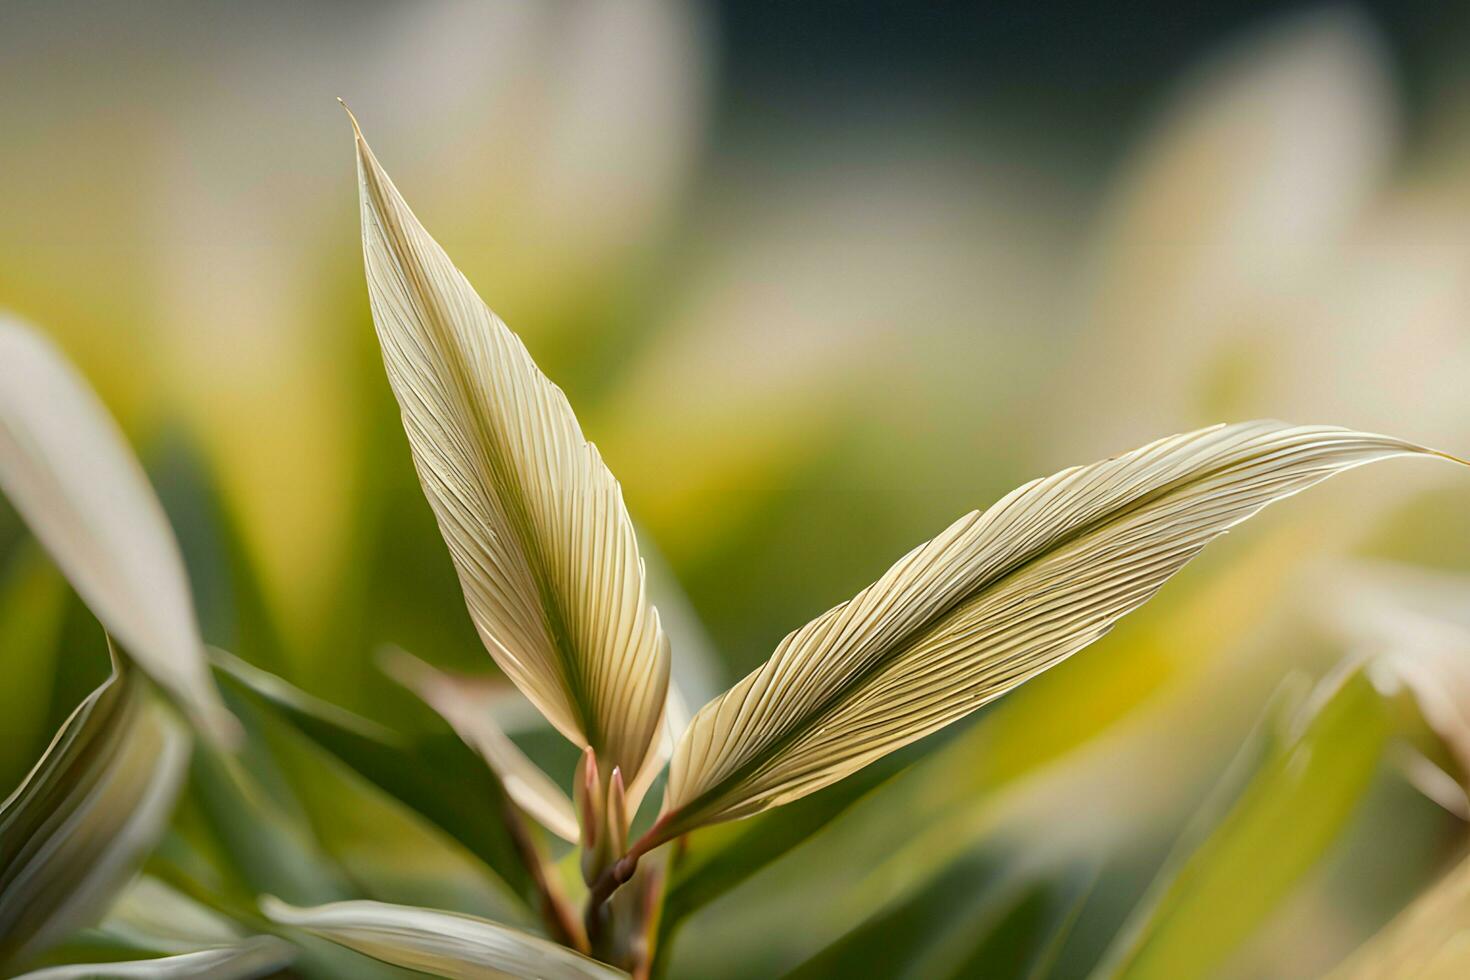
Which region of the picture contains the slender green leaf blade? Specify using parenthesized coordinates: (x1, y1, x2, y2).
(1097, 669, 1390, 980)
(211, 650, 537, 901)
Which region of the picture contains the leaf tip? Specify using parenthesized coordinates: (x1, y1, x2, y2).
(337, 97, 365, 143)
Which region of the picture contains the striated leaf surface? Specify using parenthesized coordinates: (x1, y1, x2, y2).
(345, 110, 668, 789)
(659, 422, 1452, 838)
(0, 657, 190, 969)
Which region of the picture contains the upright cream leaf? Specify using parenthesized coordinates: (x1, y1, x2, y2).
(345, 108, 670, 789)
(658, 421, 1456, 838)
(0, 316, 237, 744)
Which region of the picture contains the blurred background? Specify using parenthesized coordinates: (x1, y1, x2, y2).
(4, 1, 1470, 976)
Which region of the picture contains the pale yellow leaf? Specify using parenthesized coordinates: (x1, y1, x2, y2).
(345, 109, 669, 789)
(382, 648, 580, 844)
(659, 422, 1454, 838)
(1330, 851, 1470, 980)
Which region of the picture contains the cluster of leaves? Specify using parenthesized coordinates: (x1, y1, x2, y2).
(1, 109, 1469, 979)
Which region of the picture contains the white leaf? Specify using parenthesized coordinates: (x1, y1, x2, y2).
(0, 316, 236, 743)
(262, 897, 626, 979)
(382, 648, 579, 844)
(345, 108, 669, 789)
(658, 421, 1453, 838)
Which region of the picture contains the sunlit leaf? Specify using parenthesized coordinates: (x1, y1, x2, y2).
(344, 110, 669, 791)
(1323, 561, 1470, 816)
(658, 422, 1450, 839)
(0, 656, 190, 969)
(1329, 850, 1470, 979)
(382, 648, 579, 844)
(0, 316, 236, 743)
(1097, 668, 1390, 980)
(263, 897, 626, 979)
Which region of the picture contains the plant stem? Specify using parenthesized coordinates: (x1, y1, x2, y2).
(583, 818, 668, 944)
(500, 794, 586, 951)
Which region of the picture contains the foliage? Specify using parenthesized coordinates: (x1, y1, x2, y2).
(1, 104, 1468, 980)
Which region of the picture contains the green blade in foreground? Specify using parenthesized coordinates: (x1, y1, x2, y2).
(210, 650, 537, 902)
(1096, 668, 1390, 980)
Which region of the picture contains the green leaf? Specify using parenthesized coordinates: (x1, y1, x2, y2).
(0, 542, 68, 791)
(1097, 668, 1391, 980)
(210, 649, 538, 902)
(786, 847, 1097, 980)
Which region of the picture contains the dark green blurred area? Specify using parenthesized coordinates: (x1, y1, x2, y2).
(4, 1, 1470, 976)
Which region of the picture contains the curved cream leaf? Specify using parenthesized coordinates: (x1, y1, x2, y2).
(659, 421, 1454, 838)
(1329, 850, 1470, 980)
(0, 657, 191, 969)
(1325, 561, 1470, 815)
(14, 936, 295, 980)
(0, 316, 237, 744)
(262, 897, 626, 979)
(381, 648, 579, 844)
(345, 110, 669, 789)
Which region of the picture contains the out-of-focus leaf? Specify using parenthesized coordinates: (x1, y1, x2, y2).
(346, 111, 670, 794)
(1096, 668, 1391, 980)
(1329, 850, 1470, 979)
(656, 750, 910, 955)
(0, 541, 68, 790)
(657, 523, 1327, 971)
(179, 684, 416, 980)
(1068, 9, 1393, 448)
(382, 648, 579, 844)
(788, 846, 1097, 980)
(13, 936, 294, 979)
(1322, 561, 1470, 816)
(210, 649, 537, 901)
(0, 658, 190, 970)
(659, 423, 1448, 840)
(0, 316, 236, 743)
(263, 897, 626, 979)
(250, 692, 530, 925)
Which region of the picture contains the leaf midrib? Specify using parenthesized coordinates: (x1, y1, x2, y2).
(668, 439, 1302, 830)
(361, 161, 602, 758)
